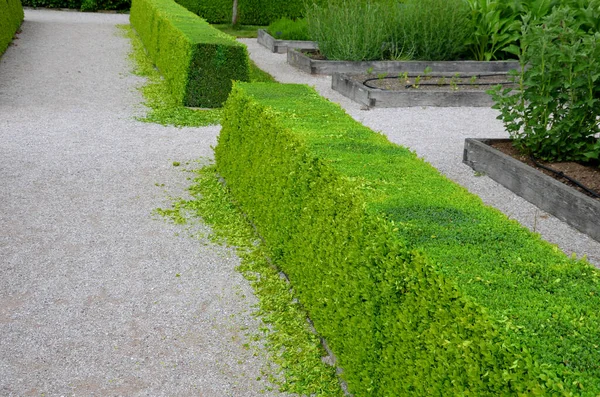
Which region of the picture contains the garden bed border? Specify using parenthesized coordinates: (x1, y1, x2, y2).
(257, 29, 317, 54)
(463, 138, 600, 242)
(288, 48, 520, 75)
(332, 73, 497, 108)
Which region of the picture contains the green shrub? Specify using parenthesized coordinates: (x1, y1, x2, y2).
(237, 0, 313, 26)
(0, 0, 24, 57)
(130, 0, 250, 108)
(305, 0, 395, 61)
(80, 0, 97, 11)
(21, 0, 130, 10)
(216, 81, 600, 395)
(491, 6, 600, 162)
(194, 0, 230, 22)
(173, 0, 325, 26)
(267, 17, 309, 41)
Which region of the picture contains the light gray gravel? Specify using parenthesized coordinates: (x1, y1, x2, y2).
(241, 38, 600, 267)
(0, 10, 287, 396)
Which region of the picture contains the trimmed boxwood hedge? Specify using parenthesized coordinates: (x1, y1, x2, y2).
(216, 82, 600, 396)
(1, 0, 24, 57)
(174, 0, 325, 26)
(130, 0, 249, 108)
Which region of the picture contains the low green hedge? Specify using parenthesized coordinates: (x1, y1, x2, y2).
(174, 0, 324, 26)
(1, 0, 24, 57)
(216, 82, 600, 396)
(21, 0, 129, 11)
(130, 0, 249, 108)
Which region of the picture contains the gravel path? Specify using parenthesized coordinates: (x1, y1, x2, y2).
(0, 10, 286, 396)
(241, 38, 600, 267)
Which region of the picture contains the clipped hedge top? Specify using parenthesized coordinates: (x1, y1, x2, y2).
(235, 82, 600, 392)
(149, 0, 245, 47)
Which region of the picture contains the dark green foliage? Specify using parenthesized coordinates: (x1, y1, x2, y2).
(267, 17, 309, 41)
(21, 0, 129, 11)
(236, 0, 320, 28)
(491, 6, 600, 162)
(216, 82, 600, 395)
(0, 0, 23, 57)
(174, 0, 326, 26)
(130, 0, 250, 108)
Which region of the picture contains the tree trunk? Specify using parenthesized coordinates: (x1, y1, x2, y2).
(232, 0, 239, 26)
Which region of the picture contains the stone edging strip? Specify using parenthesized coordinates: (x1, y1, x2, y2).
(463, 138, 600, 243)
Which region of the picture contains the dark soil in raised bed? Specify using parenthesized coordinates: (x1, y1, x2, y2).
(350, 73, 516, 92)
(491, 141, 600, 201)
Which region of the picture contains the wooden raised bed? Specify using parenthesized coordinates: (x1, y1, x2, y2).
(288, 48, 519, 75)
(332, 73, 503, 108)
(463, 138, 600, 243)
(257, 29, 317, 54)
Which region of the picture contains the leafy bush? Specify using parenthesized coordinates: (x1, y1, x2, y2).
(391, 0, 472, 60)
(574, 0, 600, 32)
(464, 0, 521, 60)
(305, 0, 395, 61)
(0, 0, 24, 57)
(21, 0, 130, 10)
(267, 17, 309, 41)
(491, 6, 600, 162)
(217, 82, 600, 395)
(130, 0, 250, 108)
(509, 0, 560, 22)
(465, 0, 600, 60)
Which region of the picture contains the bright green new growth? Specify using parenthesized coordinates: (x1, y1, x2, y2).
(129, 0, 250, 108)
(156, 165, 344, 396)
(0, 0, 24, 57)
(216, 82, 600, 395)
